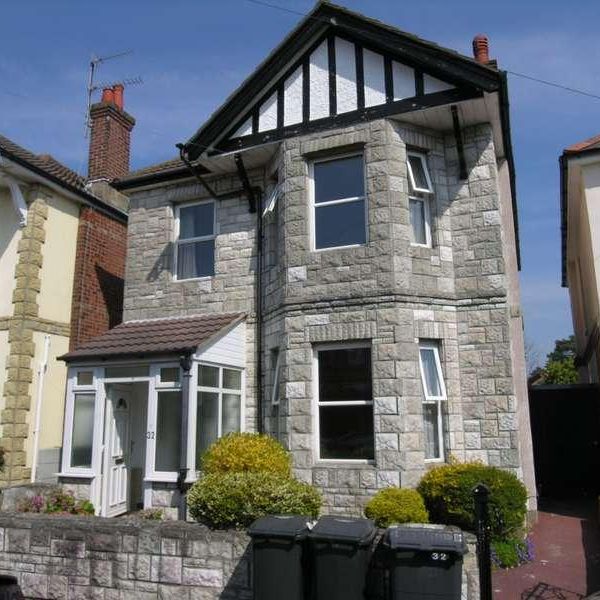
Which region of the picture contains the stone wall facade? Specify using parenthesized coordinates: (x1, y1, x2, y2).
(120, 117, 534, 515)
(0, 513, 480, 600)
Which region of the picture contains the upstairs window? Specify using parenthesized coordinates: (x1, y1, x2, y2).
(418, 342, 447, 461)
(407, 153, 433, 247)
(311, 155, 367, 250)
(175, 201, 215, 279)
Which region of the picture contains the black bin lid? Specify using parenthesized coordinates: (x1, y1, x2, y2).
(248, 515, 312, 540)
(309, 516, 376, 545)
(384, 524, 467, 554)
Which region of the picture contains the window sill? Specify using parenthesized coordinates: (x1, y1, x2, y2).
(173, 276, 214, 283)
(315, 459, 376, 467)
(57, 471, 94, 479)
(313, 243, 367, 253)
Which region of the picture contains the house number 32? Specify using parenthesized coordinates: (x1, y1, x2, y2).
(145, 431, 155, 439)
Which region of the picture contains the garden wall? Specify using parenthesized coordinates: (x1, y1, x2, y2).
(0, 512, 480, 599)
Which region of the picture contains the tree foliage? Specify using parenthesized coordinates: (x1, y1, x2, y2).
(541, 336, 578, 384)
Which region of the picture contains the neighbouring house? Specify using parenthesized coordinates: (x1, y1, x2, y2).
(58, 1, 536, 518)
(561, 134, 600, 381)
(0, 85, 132, 486)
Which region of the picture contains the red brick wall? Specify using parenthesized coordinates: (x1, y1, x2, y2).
(69, 206, 127, 350)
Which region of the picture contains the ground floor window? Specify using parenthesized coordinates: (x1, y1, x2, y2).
(315, 344, 374, 461)
(418, 341, 447, 461)
(196, 364, 243, 461)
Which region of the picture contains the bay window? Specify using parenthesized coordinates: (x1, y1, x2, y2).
(175, 201, 215, 280)
(315, 344, 374, 461)
(418, 341, 447, 460)
(311, 154, 367, 250)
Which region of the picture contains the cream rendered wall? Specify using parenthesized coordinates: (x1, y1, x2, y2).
(26, 331, 70, 470)
(0, 189, 21, 317)
(37, 194, 79, 324)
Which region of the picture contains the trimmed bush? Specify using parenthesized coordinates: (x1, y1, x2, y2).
(201, 433, 291, 476)
(365, 487, 429, 528)
(187, 472, 322, 528)
(417, 462, 527, 540)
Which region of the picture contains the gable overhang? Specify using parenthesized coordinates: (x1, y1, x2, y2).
(182, 2, 503, 162)
(560, 148, 600, 287)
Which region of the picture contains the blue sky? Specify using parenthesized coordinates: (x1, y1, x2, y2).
(2, 0, 599, 364)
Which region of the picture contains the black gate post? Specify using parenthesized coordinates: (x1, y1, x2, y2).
(473, 484, 492, 600)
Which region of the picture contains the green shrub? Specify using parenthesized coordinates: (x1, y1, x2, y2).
(201, 433, 291, 476)
(187, 472, 321, 528)
(365, 487, 429, 528)
(18, 489, 95, 516)
(492, 536, 534, 568)
(417, 462, 527, 540)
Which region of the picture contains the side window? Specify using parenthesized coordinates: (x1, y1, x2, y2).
(175, 201, 215, 279)
(418, 341, 447, 460)
(311, 155, 367, 250)
(407, 153, 433, 247)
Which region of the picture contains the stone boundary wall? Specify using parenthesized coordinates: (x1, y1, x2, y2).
(0, 513, 480, 599)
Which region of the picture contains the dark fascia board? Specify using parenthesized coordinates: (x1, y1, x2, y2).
(0, 147, 127, 223)
(497, 71, 521, 270)
(184, 1, 502, 161)
(59, 347, 198, 363)
(113, 162, 211, 191)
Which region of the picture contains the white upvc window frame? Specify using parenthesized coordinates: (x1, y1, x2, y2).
(173, 199, 217, 282)
(407, 152, 434, 248)
(61, 366, 105, 478)
(187, 362, 245, 478)
(418, 341, 447, 462)
(312, 341, 375, 464)
(145, 363, 184, 483)
(309, 153, 368, 252)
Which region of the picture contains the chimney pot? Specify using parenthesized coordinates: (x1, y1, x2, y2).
(101, 87, 115, 105)
(472, 34, 490, 64)
(112, 84, 124, 111)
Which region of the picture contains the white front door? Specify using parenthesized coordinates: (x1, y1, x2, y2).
(102, 388, 131, 517)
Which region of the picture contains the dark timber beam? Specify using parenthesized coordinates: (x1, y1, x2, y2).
(176, 143, 219, 198)
(234, 153, 257, 213)
(451, 105, 468, 180)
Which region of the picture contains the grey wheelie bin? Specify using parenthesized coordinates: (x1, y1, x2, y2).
(383, 524, 467, 599)
(308, 516, 377, 600)
(248, 515, 311, 600)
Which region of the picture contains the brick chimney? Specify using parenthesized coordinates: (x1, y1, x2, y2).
(88, 84, 135, 181)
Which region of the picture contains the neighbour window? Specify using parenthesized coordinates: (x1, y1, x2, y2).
(176, 201, 215, 280)
(196, 365, 242, 461)
(418, 342, 447, 460)
(312, 155, 367, 250)
(316, 345, 374, 461)
(407, 153, 433, 247)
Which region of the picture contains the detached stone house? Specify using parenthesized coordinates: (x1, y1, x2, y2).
(59, 2, 536, 517)
(0, 88, 132, 486)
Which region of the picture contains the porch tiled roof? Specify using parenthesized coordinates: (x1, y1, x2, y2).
(60, 313, 245, 361)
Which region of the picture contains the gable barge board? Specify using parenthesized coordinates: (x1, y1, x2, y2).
(212, 87, 483, 155)
(185, 3, 500, 161)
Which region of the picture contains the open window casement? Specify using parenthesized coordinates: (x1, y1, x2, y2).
(407, 152, 434, 194)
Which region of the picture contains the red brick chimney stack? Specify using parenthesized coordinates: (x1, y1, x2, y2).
(472, 34, 490, 64)
(88, 84, 135, 181)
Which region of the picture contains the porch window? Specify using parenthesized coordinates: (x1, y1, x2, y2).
(175, 200, 215, 280)
(418, 341, 447, 461)
(155, 391, 182, 472)
(315, 345, 374, 461)
(71, 393, 95, 468)
(196, 364, 242, 462)
(408, 152, 433, 247)
(311, 154, 367, 250)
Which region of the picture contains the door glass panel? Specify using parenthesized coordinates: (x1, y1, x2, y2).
(199, 365, 219, 388)
(222, 394, 241, 435)
(223, 369, 241, 390)
(155, 391, 181, 472)
(197, 392, 219, 462)
(71, 393, 95, 468)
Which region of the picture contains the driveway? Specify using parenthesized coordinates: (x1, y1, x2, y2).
(493, 498, 600, 599)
